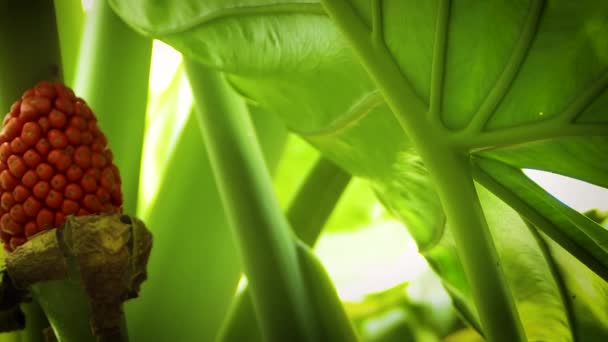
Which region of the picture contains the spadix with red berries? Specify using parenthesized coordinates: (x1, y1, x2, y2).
(0, 81, 123, 251)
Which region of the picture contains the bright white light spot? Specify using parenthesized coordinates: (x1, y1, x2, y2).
(149, 41, 183, 95)
(81, 0, 93, 11)
(314, 219, 427, 302)
(524, 169, 608, 212)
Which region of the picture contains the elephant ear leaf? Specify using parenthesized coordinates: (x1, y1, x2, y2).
(109, 0, 608, 340)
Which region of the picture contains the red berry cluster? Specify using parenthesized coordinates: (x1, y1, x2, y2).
(0, 81, 123, 252)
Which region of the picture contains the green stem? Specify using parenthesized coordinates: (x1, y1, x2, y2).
(185, 61, 318, 342)
(74, 0, 152, 214)
(0, 0, 62, 111)
(0, 2, 61, 340)
(320, 1, 525, 341)
(53, 0, 84, 86)
(216, 157, 351, 342)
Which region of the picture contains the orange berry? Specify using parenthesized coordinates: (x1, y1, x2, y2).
(10, 137, 28, 154)
(9, 204, 26, 223)
(12, 185, 30, 202)
(81, 174, 97, 193)
(33, 181, 50, 199)
(36, 208, 54, 229)
(50, 174, 67, 191)
(0, 170, 17, 191)
(23, 197, 42, 217)
(66, 165, 83, 182)
(23, 149, 41, 168)
(48, 109, 67, 128)
(48, 129, 68, 149)
(35, 138, 51, 156)
(36, 163, 53, 180)
(61, 199, 79, 215)
(0, 143, 11, 162)
(64, 183, 83, 200)
(1, 193, 15, 210)
(24, 221, 38, 238)
(21, 122, 42, 146)
(82, 194, 101, 212)
(7, 155, 26, 178)
(45, 189, 63, 209)
(21, 170, 38, 188)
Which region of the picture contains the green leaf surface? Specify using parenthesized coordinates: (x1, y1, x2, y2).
(108, 0, 608, 339)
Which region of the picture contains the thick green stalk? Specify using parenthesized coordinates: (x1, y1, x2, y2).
(53, 0, 84, 86)
(0, 2, 61, 341)
(320, 1, 525, 341)
(186, 60, 319, 342)
(74, 0, 152, 214)
(217, 158, 352, 342)
(0, 0, 62, 111)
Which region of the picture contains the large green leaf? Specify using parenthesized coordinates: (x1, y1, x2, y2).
(109, 0, 608, 340)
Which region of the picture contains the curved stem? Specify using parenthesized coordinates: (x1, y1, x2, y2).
(321, 1, 526, 340)
(186, 61, 319, 342)
(216, 157, 351, 342)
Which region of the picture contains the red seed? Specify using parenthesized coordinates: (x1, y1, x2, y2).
(85, 168, 101, 181)
(65, 126, 81, 145)
(82, 194, 101, 212)
(55, 97, 74, 114)
(66, 165, 83, 182)
(33, 181, 50, 199)
(77, 208, 90, 216)
(38, 117, 50, 133)
(23, 149, 41, 168)
(54, 83, 75, 100)
(7, 155, 26, 178)
(3, 118, 23, 141)
(1, 214, 22, 235)
(45, 189, 63, 209)
(64, 183, 83, 200)
(61, 199, 79, 215)
(81, 131, 93, 144)
(29, 97, 51, 113)
(24, 221, 38, 238)
(19, 99, 41, 121)
(21, 170, 38, 188)
(55, 212, 66, 227)
(47, 149, 61, 165)
(91, 142, 104, 152)
(55, 153, 71, 172)
(9, 237, 26, 250)
(35, 138, 51, 156)
(50, 174, 67, 190)
(81, 174, 97, 193)
(49, 109, 67, 128)
(0, 142, 11, 162)
(21, 88, 36, 99)
(9, 204, 26, 223)
(91, 152, 106, 168)
(74, 146, 91, 169)
(10, 137, 28, 154)
(36, 208, 54, 229)
(96, 187, 110, 204)
(48, 129, 68, 149)
(100, 167, 115, 191)
(0, 161, 5, 172)
(36, 163, 53, 180)
(103, 149, 113, 163)
(70, 116, 86, 130)
(21, 122, 42, 146)
(0, 170, 17, 191)
(13, 185, 30, 202)
(9, 100, 21, 117)
(49, 109, 68, 128)
(1, 193, 15, 210)
(23, 197, 42, 217)
(34, 80, 57, 98)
